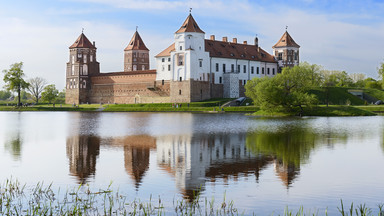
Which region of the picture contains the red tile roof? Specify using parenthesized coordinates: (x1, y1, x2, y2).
(92, 70, 156, 77)
(124, 31, 149, 51)
(155, 43, 175, 57)
(69, 33, 96, 49)
(175, 14, 205, 34)
(205, 40, 276, 63)
(156, 40, 276, 63)
(272, 31, 300, 48)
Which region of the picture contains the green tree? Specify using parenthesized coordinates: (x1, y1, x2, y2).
(41, 84, 59, 104)
(2, 62, 29, 106)
(27, 77, 47, 103)
(245, 65, 318, 113)
(0, 90, 12, 100)
(378, 61, 384, 87)
(56, 89, 66, 104)
(300, 62, 323, 86)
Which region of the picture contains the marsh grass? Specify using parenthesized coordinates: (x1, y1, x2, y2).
(1, 179, 384, 215)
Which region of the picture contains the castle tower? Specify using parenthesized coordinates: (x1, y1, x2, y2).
(272, 30, 300, 73)
(124, 31, 150, 72)
(66, 32, 100, 104)
(169, 13, 211, 102)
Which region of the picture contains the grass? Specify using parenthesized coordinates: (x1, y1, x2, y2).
(309, 87, 365, 105)
(0, 104, 100, 112)
(356, 105, 384, 113)
(0, 179, 383, 215)
(304, 105, 376, 116)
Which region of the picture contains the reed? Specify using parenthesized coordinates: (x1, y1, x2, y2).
(1, 179, 383, 215)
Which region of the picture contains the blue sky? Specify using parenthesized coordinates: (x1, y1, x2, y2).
(1, 0, 384, 90)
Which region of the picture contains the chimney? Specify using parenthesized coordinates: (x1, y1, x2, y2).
(254, 37, 258, 47)
(232, 38, 237, 43)
(222, 37, 228, 42)
(210, 35, 215, 41)
(93, 41, 96, 47)
(243, 41, 247, 45)
(257, 47, 260, 53)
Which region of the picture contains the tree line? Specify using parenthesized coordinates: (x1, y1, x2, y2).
(1, 62, 65, 105)
(245, 61, 384, 113)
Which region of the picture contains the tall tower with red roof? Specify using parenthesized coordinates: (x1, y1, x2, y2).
(272, 30, 300, 72)
(66, 32, 100, 104)
(124, 31, 150, 72)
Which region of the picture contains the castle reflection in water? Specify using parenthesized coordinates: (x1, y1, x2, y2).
(66, 132, 302, 200)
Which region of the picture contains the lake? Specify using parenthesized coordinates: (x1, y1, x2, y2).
(0, 111, 384, 215)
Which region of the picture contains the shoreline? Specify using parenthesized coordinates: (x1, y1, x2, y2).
(0, 104, 382, 116)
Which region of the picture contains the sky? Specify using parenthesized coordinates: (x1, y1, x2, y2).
(1, 0, 384, 90)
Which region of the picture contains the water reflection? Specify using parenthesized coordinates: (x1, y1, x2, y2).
(246, 120, 347, 187)
(156, 133, 272, 200)
(121, 135, 156, 189)
(4, 113, 23, 160)
(66, 136, 100, 184)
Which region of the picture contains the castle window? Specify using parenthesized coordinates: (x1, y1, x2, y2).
(162, 80, 164, 85)
(244, 80, 246, 85)
(251, 66, 254, 74)
(223, 64, 226, 72)
(199, 59, 203, 67)
(294, 52, 298, 60)
(79, 66, 83, 75)
(237, 65, 240, 72)
(272, 68, 275, 75)
(90, 55, 93, 62)
(180, 46, 182, 51)
(83, 65, 88, 75)
(162, 65, 165, 71)
(72, 55, 75, 64)
(177, 54, 184, 66)
(134, 58, 137, 62)
(83, 80, 86, 88)
(179, 90, 181, 95)
(168, 58, 171, 62)
(72, 65, 75, 75)
(231, 64, 234, 72)
(267, 68, 270, 74)
(257, 67, 259, 74)
(162, 58, 165, 62)
(243, 65, 246, 73)
(133, 65, 137, 71)
(168, 65, 171, 71)
(215, 63, 219, 72)
(219, 77, 222, 84)
(180, 77, 182, 82)
(83, 56, 87, 63)
(278, 53, 283, 60)
(262, 68, 264, 74)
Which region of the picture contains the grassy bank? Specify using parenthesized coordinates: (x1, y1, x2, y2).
(252, 106, 376, 117)
(0, 104, 100, 111)
(0, 179, 383, 215)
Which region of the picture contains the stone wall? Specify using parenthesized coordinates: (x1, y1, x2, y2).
(170, 80, 191, 103)
(87, 72, 170, 104)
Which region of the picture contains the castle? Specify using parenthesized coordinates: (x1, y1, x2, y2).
(65, 13, 300, 104)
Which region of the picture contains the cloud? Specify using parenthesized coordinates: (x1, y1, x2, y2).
(1, 0, 383, 91)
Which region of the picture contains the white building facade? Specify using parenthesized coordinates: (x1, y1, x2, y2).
(155, 13, 300, 102)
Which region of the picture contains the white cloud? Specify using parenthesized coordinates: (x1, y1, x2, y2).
(1, 0, 383, 92)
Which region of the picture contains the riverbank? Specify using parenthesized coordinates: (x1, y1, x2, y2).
(0, 103, 383, 116)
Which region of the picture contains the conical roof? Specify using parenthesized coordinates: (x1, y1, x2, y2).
(272, 31, 300, 48)
(124, 31, 149, 51)
(69, 33, 96, 49)
(175, 14, 205, 34)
